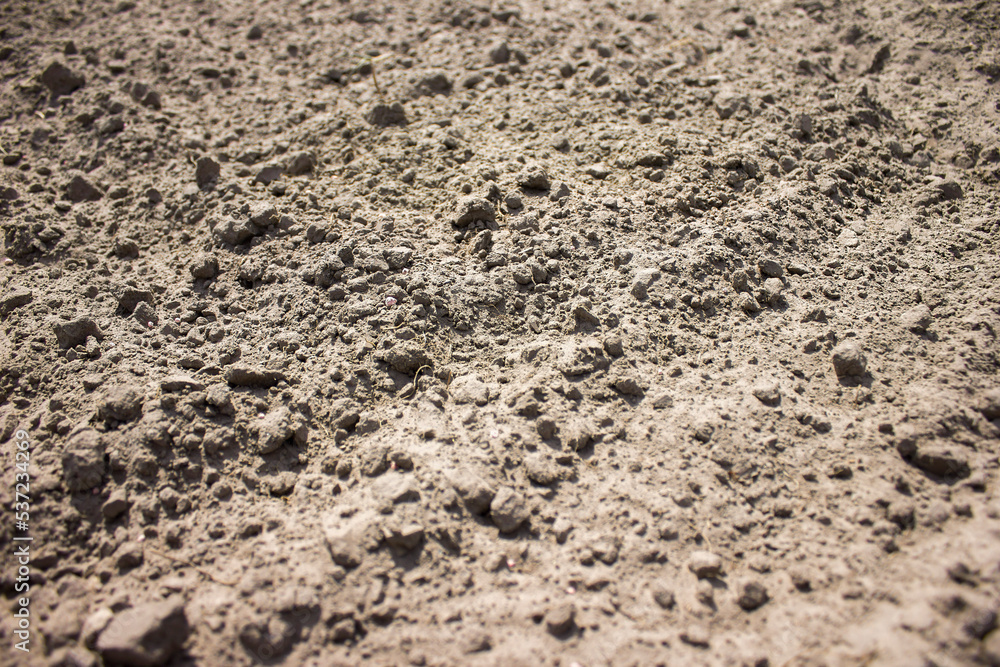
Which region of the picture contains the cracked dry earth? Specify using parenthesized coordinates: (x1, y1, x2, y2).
(1, 0, 1000, 665)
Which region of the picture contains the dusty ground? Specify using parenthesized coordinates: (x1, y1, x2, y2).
(1, 0, 999, 665)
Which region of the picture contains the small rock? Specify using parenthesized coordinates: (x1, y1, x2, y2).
(490, 486, 529, 533)
(195, 156, 220, 188)
(0, 287, 32, 315)
(373, 472, 419, 503)
(98, 386, 143, 422)
(899, 304, 932, 334)
(359, 443, 390, 477)
(652, 585, 676, 609)
(687, 550, 723, 579)
(115, 542, 144, 570)
(789, 567, 813, 592)
(714, 89, 747, 120)
(62, 429, 105, 492)
(518, 165, 551, 190)
(489, 42, 510, 64)
(553, 519, 573, 543)
(378, 341, 432, 375)
(868, 43, 891, 73)
(449, 469, 495, 515)
(758, 258, 783, 278)
(414, 71, 452, 96)
(210, 216, 257, 245)
(918, 178, 964, 206)
(603, 335, 624, 357)
(762, 277, 783, 306)
(930, 178, 963, 201)
(384, 246, 413, 270)
(249, 202, 278, 228)
(95, 599, 189, 667)
(160, 375, 205, 393)
(680, 625, 710, 648)
(912, 446, 969, 478)
(224, 366, 287, 387)
(737, 293, 761, 313)
(831, 340, 867, 377)
(253, 165, 283, 185)
(285, 151, 316, 175)
(113, 237, 140, 259)
(612, 376, 644, 396)
(257, 407, 295, 454)
(324, 524, 366, 569)
(115, 287, 154, 315)
(41, 61, 85, 96)
(267, 471, 297, 496)
(838, 229, 859, 248)
(102, 489, 130, 520)
(544, 603, 576, 636)
(66, 175, 103, 202)
(752, 379, 780, 406)
(536, 417, 557, 440)
(189, 254, 219, 279)
(586, 163, 610, 179)
(523, 453, 560, 486)
(383, 523, 425, 552)
(736, 579, 769, 610)
(651, 392, 673, 409)
(365, 102, 407, 127)
(453, 196, 496, 227)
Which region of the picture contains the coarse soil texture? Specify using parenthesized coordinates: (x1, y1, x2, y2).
(1, 0, 1000, 665)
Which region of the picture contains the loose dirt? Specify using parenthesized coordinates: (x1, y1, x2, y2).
(1, 0, 999, 665)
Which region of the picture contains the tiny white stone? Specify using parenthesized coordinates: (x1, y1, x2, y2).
(147, 321, 154, 328)
(385, 296, 397, 307)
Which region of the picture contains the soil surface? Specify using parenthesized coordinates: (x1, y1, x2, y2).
(1, 0, 1000, 665)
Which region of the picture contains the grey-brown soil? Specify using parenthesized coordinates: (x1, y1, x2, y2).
(1, 0, 1000, 665)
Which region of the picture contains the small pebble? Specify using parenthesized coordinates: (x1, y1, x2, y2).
(831, 340, 867, 377)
